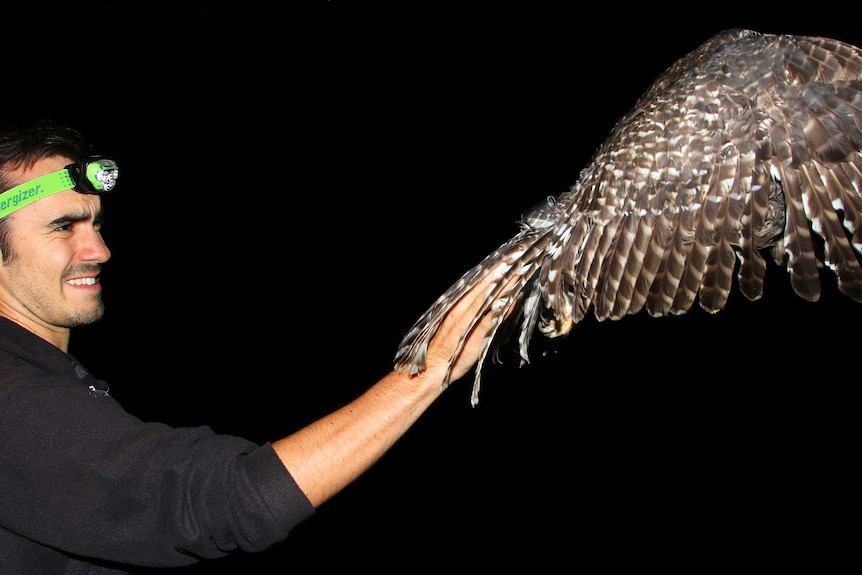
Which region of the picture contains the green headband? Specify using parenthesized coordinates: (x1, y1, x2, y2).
(0, 158, 118, 219)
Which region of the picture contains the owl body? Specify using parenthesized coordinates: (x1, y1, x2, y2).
(395, 29, 862, 405)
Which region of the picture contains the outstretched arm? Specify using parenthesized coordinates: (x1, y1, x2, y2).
(271, 273, 500, 507)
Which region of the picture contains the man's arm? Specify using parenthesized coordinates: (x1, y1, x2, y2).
(271, 274, 498, 507)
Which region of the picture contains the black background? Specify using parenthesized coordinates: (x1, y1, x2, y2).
(8, 2, 861, 572)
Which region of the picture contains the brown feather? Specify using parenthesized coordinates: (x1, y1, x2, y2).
(628, 213, 673, 314)
(645, 206, 698, 316)
(594, 213, 641, 320)
(608, 215, 656, 319)
(737, 165, 773, 300)
(799, 163, 862, 298)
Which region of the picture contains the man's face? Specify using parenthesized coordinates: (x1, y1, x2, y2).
(0, 156, 111, 337)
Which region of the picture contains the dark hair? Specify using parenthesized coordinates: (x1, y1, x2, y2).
(0, 117, 86, 257)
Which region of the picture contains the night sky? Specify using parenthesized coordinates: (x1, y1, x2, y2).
(10, 2, 861, 572)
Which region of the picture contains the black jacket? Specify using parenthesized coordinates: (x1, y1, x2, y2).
(0, 318, 314, 574)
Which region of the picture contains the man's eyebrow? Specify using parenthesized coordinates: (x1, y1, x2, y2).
(46, 210, 103, 228)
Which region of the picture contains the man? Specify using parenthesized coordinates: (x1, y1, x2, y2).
(0, 118, 499, 573)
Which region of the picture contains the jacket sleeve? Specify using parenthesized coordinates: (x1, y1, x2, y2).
(0, 372, 315, 568)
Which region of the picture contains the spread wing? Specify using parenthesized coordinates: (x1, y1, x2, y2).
(394, 28, 862, 405)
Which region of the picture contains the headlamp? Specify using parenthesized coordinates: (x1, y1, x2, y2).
(0, 157, 118, 219)
(67, 158, 119, 194)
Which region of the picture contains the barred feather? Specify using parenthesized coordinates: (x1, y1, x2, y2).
(737, 165, 773, 300)
(628, 213, 673, 314)
(593, 213, 641, 320)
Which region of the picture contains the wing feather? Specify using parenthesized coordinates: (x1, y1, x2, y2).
(608, 215, 657, 318)
(737, 165, 774, 300)
(594, 214, 642, 320)
(799, 162, 862, 299)
(831, 160, 862, 248)
(775, 166, 823, 301)
(628, 213, 674, 314)
(645, 205, 699, 316)
(699, 152, 751, 310)
(671, 162, 726, 314)
(579, 213, 625, 321)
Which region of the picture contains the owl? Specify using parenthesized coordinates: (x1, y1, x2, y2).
(393, 28, 862, 405)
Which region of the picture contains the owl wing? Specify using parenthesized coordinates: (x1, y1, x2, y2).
(395, 28, 862, 405)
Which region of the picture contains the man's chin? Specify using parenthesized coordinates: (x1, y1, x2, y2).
(66, 305, 105, 327)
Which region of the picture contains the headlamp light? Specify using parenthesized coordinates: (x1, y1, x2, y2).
(67, 157, 119, 194)
(0, 157, 118, 219)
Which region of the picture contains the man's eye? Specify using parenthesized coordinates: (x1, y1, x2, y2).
(54, 223, 73, 232)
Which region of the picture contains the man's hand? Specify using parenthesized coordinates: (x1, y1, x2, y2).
(423, 271, 517, 385)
